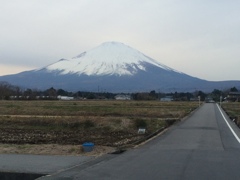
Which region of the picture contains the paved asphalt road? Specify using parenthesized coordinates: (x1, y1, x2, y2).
(0, 154, 93, 175)
(39, 103, 240, 180)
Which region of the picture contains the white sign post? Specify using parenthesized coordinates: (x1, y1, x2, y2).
(198, 96, 200, 107)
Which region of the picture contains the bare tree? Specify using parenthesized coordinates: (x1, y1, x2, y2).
(0, 81, 11, 100)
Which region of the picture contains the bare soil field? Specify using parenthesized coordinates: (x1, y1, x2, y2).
(0, 100, 199, 155)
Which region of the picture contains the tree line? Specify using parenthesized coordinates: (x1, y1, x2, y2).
(0, 81, 117, 100)
(0, 81, 238, 101)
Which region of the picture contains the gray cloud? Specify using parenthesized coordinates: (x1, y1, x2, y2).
(1, 0, 240, 80)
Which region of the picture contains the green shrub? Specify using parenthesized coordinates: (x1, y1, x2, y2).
(134, 119, 147, 128)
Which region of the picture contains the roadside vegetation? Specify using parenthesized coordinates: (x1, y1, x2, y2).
(222, 102, 240, 127)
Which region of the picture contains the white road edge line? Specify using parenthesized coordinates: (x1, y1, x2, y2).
(217, 104, 240, 143)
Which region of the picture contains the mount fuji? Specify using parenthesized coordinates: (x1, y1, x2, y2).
(1, 42, 240, 92)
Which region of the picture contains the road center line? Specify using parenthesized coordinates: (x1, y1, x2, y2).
(217, 104, 240, 143)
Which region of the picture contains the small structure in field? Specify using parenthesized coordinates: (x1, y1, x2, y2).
(227, 92, 240, 102)
(115, 94, 131, 100)
(160, 96, 173, 102)
(138, 128, 146, 134)
(57, 96, 74, 100)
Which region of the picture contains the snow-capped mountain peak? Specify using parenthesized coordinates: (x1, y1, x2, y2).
(2, 41, 240, 92)
(44, 41, 179, 76)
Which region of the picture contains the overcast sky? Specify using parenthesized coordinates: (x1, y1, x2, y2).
(1, 0, 240, 81)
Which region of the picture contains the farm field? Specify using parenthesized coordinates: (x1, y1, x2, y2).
(0, 100, 199, 155)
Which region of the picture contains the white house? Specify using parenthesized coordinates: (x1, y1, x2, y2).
(160, 96, 173, 102)
(115, 94, 131, 100)
(57, 96, 74, 100)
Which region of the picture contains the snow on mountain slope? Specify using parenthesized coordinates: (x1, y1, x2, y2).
(2, 41, 240, 92)
(44, 42, 181, 76)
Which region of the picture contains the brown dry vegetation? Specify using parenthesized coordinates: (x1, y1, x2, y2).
(222, 102, 240, 127)
(0, 100, 199, 155)
(0, 144, 115, 156)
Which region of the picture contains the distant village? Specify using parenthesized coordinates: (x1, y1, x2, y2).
(0, 81, 240, 102)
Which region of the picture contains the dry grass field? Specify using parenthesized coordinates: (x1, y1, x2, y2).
(0, 100, 199, 155)
(222, 102, 240, 126)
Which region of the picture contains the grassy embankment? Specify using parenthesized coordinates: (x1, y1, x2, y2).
(0, 100, 199, 147)
(222, 102, 240, 127)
